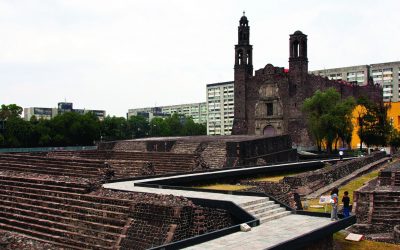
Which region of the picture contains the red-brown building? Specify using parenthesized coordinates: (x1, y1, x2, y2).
(232, 14, 382, 148)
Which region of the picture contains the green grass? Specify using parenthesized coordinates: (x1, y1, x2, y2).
(304, 161, 392, 213)
(252, 170, 308, 182)
(195, 184, 254, 191)
(333, 231, 399, 250)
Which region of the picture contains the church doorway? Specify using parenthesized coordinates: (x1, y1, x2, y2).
(263, 125, 276, 136)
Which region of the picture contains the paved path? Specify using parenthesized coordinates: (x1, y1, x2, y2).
(103, 168, 334, 250)
(184, 214, 332, 250)
(104, 180, 267, 205)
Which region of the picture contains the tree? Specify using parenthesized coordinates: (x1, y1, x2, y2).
(4, 117, 33, 147)
(302, 88, 356, 153)
(149, 117, 166, 136)
(0, 104, 23, 120)
(389, 129, 400, 149)
(357, 98, 391, 149)
(182, 117, 206, 135)
(100, 116, 128, 141)
(127, 115, 150, 138)
(333, 97, 356, 150)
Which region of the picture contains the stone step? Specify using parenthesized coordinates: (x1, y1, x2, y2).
(0, 179, 88, 193)
(0, 153, 105, 163)
(253, 207, 287, 218)
(0, 164, 98, 178)
(239, 200, 275, 211)
(260, 211, 292, 224)
(0, 160, 102, 173)
(0, 181, 132, 207)
(0, 175, 89, 188)
(0, 221, 114, 250)
(372, 216, 400, 221)
(0, 189, 131, 214)
(247, 204, 281, 215)
(374, 200, 400, 204)
(366, 233, 394, 242)
(0, 196, 127, 226)
(0, 206, 123, 238)
(0, 157, 104, 169)
(239, 198, 270, 208)
(0, 223, 86, 250)
(0, 215, 117, 248)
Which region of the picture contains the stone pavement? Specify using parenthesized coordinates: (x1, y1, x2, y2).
(103, 167, 334, 250)
(184, 214, 333, 250)
(104, 180, 267, 205)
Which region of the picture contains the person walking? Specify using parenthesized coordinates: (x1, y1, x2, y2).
(330, 187, 339, 221)
(342, 191, 350, 218)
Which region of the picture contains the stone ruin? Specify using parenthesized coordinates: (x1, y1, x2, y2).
(282, 151, 386, 196)
(351, 159, 400, 243)
(240, 151, 387, 209)
(97, 134, 297, 170)
(0, 152, 233, 249)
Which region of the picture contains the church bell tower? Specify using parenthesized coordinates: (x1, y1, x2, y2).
(233, 12, 253, 135)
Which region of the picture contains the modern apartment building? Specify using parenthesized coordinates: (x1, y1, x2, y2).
(206, 81, 234, 135)
(311, 61, 400, 102)
(24, 102, 106, 121)
(24, 107, 57, 120)
(127, 102, 207, 124)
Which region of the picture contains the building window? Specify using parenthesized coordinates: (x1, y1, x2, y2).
(267, 103, 273, 116)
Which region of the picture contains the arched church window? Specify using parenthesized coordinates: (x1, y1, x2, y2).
(238, 50, 243, 65)
(293, 41, 299, 58)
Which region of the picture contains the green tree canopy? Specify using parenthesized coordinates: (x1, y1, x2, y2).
(302, 88, 356, 153)
(357, 98, 391, 148)
(0, 103, 207, 148)
(0, 104, 23, 120)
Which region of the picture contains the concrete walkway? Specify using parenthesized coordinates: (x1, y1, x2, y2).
(184, 214, 332, 250)
(103, 167, 334, 250)
(104, 180, 267, 205)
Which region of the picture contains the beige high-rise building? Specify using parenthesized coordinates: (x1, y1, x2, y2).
(311, 61, 400, 102)
(206, 81, 234, 135)
(127, 102, 207, 124)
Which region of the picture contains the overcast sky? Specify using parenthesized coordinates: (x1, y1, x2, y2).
(1, 0, 399, 117)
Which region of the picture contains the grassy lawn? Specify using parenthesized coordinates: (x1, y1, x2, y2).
(304, 169, 381, 213)
(304, 160, 394, 213)
(333, 231, 399, 250)
(252, 170, 308, 182)
(196, 184, 254, 191)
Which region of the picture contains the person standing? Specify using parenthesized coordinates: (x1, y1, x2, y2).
(342, 191, 350, 218)
(330, 187, 339, 221)
(339, 150, 344, 160)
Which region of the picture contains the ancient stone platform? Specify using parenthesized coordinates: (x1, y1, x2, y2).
(103, 165, 337, 250)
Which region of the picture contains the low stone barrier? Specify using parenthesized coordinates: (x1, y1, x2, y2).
(283, 151, 386, 196)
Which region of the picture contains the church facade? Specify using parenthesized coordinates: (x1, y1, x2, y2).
(232, 14, 383, 148)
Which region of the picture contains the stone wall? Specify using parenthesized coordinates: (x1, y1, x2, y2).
(226, 135, 298, 167)
(283, 151, 386, 196)
(351, 159, 400, 238)
(240, 180, 297, 208)
(120, 194, 233, 249)
(98, 140, 176, 152)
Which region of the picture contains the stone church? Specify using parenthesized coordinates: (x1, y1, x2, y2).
(232, 14, 382, 148)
